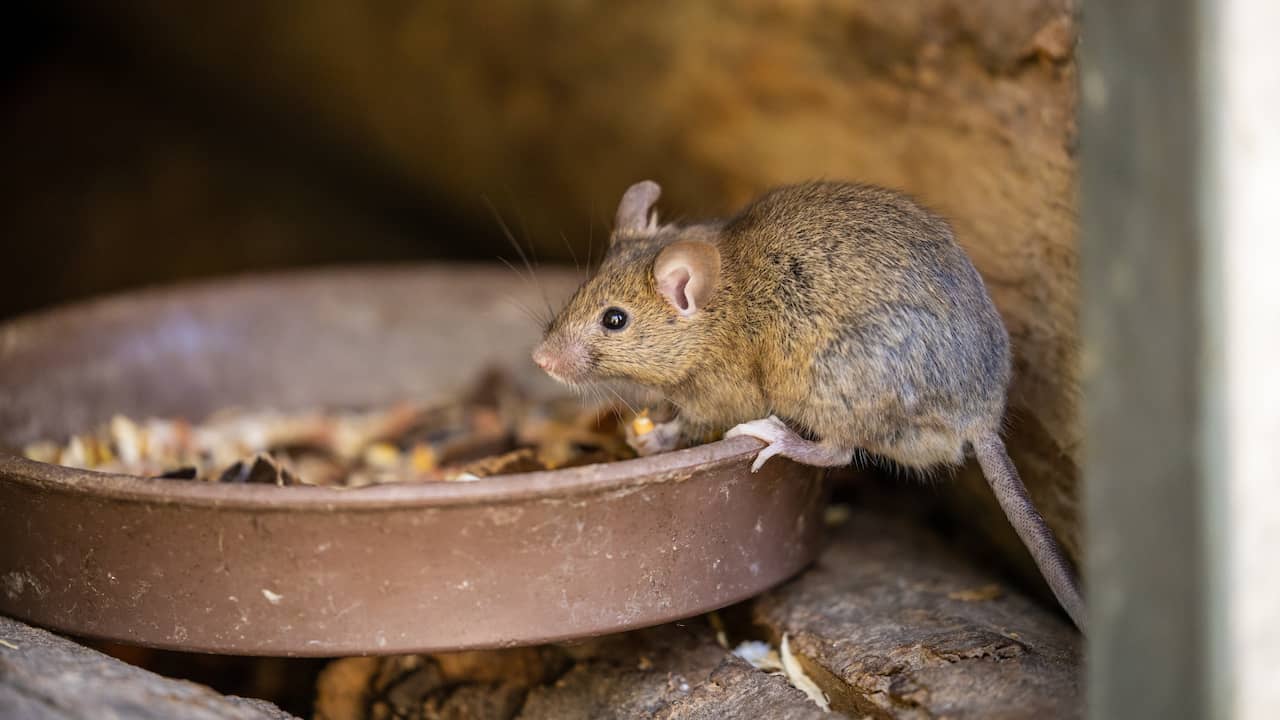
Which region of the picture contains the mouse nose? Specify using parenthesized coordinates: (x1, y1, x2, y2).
(532, 340, 586, 381)
(532, 345, 554, 372)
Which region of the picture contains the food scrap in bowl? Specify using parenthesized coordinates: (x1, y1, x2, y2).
(21, 370, 643, 487)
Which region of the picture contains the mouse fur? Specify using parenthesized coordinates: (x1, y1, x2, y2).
(532, 179, 1085, 630)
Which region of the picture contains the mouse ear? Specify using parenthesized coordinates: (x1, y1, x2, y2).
(613, 180, 662, 237)
(654, 240, 721, 317)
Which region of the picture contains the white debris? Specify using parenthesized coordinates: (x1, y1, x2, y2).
(781, 634, 830, 712)
(733, 640, 783, 672)
(733, 637, 829, 712)
(109, 415, 143, 465)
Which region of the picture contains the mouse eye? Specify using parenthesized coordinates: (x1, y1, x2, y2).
(601, 307, 629, 331)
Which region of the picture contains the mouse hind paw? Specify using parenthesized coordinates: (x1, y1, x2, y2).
(724, 415, 852, 471)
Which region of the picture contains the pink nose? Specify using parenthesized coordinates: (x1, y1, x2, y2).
(532, 346, 553, 371)
(532, 341, 586, 380)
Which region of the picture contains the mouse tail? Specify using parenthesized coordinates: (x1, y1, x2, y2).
(971, 431, 1086, 632)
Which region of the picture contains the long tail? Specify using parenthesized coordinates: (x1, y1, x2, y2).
(972, 431, 1086, 632)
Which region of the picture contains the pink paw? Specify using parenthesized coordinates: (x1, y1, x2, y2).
(724, 415, 796, 472)
(725, 415, 852, 471)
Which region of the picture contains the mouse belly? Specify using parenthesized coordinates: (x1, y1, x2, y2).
(858, 422, 970, 469)
(788, 397, 973, 469)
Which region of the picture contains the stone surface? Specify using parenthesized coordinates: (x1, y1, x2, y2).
(314, 625, 824, 720)
(653, 658, 831, 720)
(755, 506, 1083, 718)
(0, 616, 296, 720)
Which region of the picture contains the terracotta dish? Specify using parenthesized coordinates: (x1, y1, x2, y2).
(0, 266, 825, 655)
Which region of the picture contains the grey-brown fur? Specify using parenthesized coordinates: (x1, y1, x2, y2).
(535, 180, 1084, 631)
(721, 183, 1011, 466)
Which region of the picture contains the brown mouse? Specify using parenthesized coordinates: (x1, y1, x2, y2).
(531, 180, 1085, 631)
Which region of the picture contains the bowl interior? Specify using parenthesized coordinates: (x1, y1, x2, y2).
(0, 265, 573, 450)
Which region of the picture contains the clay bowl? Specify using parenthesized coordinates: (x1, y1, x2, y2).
(0, 266, 825, 656)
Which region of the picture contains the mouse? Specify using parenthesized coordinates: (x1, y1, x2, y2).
(531, 179, 1085, 631)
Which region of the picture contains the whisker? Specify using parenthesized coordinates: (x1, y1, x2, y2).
(496, 254, 527, 282)
(506, 186, 538, 269)
(485, 207, 556, 322)
(603, 385, 638, 417)
(586, 210, 596, 277)
(578, 384, 603, 421)
(595, 385, 628, 427)
(494, 191, 556, 321)
(506, 191, 559, 320)
(561, 230, 581, 275)
(499, 295, 548, 328)
(495, 258, 551, 327)
(483, 196, 536, 282)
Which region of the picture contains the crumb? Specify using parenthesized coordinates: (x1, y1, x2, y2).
(22, 368, 634, 487)
(631, 410, 655, 436)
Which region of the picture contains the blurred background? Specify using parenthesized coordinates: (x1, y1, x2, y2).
(9, 3, 1280, 717)
(1, 0, 1080, 591)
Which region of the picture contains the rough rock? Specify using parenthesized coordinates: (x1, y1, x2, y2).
(754, 506, 1083, 718)
(0, 615, 296, 720)
(313, 625, 824, 720)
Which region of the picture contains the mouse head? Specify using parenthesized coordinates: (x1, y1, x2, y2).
(533, 180, 724, 389)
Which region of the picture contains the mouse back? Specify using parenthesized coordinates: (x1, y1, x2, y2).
(720, 182, 1012, 441)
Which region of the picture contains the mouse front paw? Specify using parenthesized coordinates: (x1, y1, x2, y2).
(626, 416, 684, 457)
(725, 415, 852, 472)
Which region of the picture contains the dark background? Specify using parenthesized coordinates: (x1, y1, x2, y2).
(2, 5, 520, 321)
